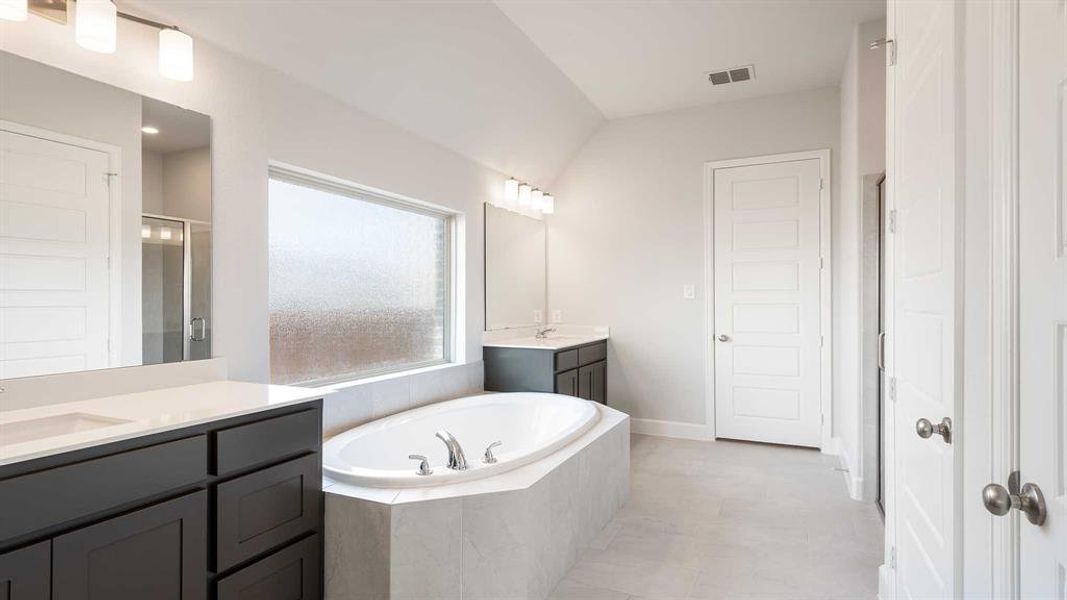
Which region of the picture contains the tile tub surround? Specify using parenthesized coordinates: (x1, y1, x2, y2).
(321, 361, 485, 438)
(324, 405, 630, 600)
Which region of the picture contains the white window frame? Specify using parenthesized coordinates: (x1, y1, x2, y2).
(267, 162, 460, 386)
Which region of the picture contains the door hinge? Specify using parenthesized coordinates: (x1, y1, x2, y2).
(872, 38, 898, 66)
(819, 256, 825, 269)
(887, 209, 897, 234)
(819, 335, 825, 348)
(889, 546, 897, 569)
(887, 376, 897, 402)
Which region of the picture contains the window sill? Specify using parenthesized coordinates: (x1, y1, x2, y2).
(303, 361, 465, 392)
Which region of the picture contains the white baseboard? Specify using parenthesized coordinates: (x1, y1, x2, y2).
(877, 564, 890, 600)
(829, 436, 865, 501)
(630, 418, 711, 440)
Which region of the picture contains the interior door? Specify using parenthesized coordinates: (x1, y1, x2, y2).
(1018, 0, 1065, 593)
(713, 156, 822, 447)
(886, 0, 959, 596)
(0, 128, 111, 379)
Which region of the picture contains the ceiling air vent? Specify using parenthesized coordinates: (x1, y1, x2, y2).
(707, 65, 755, 86)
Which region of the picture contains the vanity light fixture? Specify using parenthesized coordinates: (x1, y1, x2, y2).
(0, 0, 28, 21)
(158, 27, 193, 81)
(159, 227, 172, 241)
(75, 0, 117, 54)
(141, 224, 152, 239)
(504, 178, 519, 204)
(531, 189, 544, 210)
(141, 125, 159, 134)
(19, 0, 195, 81)
(518, 184, 532, 208)
(541, 193, 555, 215)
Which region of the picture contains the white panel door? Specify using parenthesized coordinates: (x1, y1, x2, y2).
(0, 129, 111, 379)
(713, 157, 822, 447)
(886, 0, 958, 597)
(1018, 0, 1066, 594)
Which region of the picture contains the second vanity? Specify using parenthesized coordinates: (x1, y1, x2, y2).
(483, 328, 609, 405)
(0, 381, 327, 600)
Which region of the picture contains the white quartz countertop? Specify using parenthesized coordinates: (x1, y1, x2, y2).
(482, 334, 609, 351)
(482, 325, 610, 351)
(0, 381, 329, 467)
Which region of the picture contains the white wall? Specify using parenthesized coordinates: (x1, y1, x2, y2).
(0, 51, 143, 366)
(161, 146, 211, 222)
(834, 18, 886, 498)
(142, 150, 164, 214)
(0, 12, 493, 427)
(547, 87, 839, 428)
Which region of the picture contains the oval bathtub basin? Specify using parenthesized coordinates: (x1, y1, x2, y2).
(323, 392, 599, 488)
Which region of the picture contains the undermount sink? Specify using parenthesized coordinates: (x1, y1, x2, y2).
(0, 413, 132, 446)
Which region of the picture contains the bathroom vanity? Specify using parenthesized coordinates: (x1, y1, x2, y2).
(0, 382, 326, 600)
(484, 335, 609, 404)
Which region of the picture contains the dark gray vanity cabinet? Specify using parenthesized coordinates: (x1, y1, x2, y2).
(485, 340, 608, 405)
(0, 400, 324, 600)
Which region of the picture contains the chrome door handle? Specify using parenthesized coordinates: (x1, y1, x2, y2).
(189, 317, 207, 342)
(983, 471, 1046, 526)
(877, 331, 886, 370)
(717, 334, 730, 342)
(916, 417, 952, 444)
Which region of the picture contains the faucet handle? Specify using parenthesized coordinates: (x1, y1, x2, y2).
(408, 454, 433, 476)
(483, 441, 503, 464)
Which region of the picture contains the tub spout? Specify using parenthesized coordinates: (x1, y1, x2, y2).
(435, 430, 468, 471)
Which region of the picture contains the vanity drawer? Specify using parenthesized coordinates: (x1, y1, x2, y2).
(216, 453, 321, 571)
(555, 349, 579, 372)
(578, 342, 607, 365)
(0, 436, 207, 543)
(213, 408, 319, 476)
(216, 534, 320, 600)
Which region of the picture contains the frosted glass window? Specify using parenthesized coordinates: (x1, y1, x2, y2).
(268, 174, 452, 384)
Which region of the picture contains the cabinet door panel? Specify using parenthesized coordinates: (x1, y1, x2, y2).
(0, 541, 49, 600)
(555, 369, 578, 397)
(589, 360, 607, 405)
(53, 491, 207, 600)
(577, 365, 593, 400)
(216, 535, 320, 600)
(216, 453, 321, 571)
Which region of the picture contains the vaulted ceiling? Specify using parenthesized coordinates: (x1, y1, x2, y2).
(128, 0, 884, 185)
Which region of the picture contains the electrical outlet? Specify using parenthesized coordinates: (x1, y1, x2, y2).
(551, 309, 563, 323)
(533, 309, 543, 323)
(683, 284, 696, 299)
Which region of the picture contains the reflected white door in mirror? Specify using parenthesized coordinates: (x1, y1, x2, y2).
(0, 51, 213, 380)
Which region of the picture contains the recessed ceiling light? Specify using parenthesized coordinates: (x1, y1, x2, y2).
(141, 125, 159, 134)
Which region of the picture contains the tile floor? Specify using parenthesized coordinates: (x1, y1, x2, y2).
(550, 434, 884, 600)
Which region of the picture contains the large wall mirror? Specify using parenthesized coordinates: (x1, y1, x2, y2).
(484, 203, 545, 330)
(0, 52, 212, 379)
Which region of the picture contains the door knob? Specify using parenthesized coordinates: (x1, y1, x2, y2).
(717, 334, 730, 342)
(982, 471, 1046, 526)
(915, 417, 952, 444)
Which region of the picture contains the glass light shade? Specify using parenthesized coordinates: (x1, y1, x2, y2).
(541, 194, 555, 215)
(159, 29, 194, 82)
(75, 0, 117, 54)
(531, 189, 544, 211)
(518, 184, 532, 207)
(0, 0, 28, 22)
(503, 178, 519, 204)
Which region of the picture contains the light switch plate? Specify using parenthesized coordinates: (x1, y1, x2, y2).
(533, 309, 543, 323)
(683, 284, 696, 299)
(551, 310, 563, 323)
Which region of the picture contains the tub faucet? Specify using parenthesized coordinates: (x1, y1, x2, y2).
(435, 430, 468, 471)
